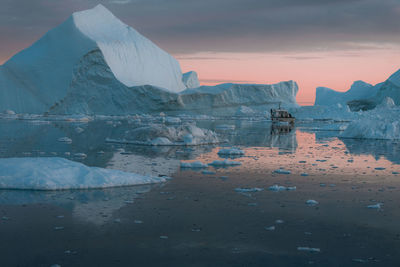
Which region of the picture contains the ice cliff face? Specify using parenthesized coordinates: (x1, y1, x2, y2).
(49, 49, 298, 116)
(0, 4, 185, 114)
(314, 81, 380, 106)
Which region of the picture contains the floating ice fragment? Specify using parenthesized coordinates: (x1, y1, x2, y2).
(367, 203, 383, 209)
(58, 137, 72, 143)
(134, 220, 143, 224)
(209, 159, 242, 167)
(275, 219, 284, 224)
(265, 226, 275, 231)
(297, 247, 320, 252)
(234, 188, 263, 193)
(300, 173, 309, 176)
(273, 169, 291, 175)
(180, 161, 208, 168)
(159, 236, 168, 239)
(73, 153, 87, 158)
(54, 226, 64, 230)
(306, 200, 319, 206)
(374, 167, 386, 170)
(269, 185, 296, 191)
(218, 148, 245, 156)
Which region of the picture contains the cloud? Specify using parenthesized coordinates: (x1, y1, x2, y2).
(1, 0, 400, 59)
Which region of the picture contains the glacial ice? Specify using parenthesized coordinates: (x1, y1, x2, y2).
(314, 81, 380, 106)
(182, 71, 200, 89)
(0, 157, 166, 190)
(0, 5, 186, 114)
(106, 123, 220, 146)
(0, 5, 299, 116)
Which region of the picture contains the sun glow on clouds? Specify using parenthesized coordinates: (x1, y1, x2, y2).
(178, 47, 400, 105)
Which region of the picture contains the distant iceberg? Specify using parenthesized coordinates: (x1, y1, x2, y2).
(314, 81, 381, 107)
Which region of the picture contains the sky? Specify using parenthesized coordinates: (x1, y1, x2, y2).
(1, 0, 400, 104)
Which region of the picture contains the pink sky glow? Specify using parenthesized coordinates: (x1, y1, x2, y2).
(179, 47, 400, 105)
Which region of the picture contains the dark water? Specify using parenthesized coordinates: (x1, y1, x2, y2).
(0, 117, 400, 266)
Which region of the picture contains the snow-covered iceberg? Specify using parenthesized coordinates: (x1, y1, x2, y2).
(0, 5, 299, 116)
(0, 4, 186, 114)
(0, 157, 166, 190)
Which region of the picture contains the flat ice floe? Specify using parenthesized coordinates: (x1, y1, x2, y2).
(209, 159, 242, 167)
(180, 161, 208, 168)
(106, 124, 220, 146)
(0, 157, 166, 190)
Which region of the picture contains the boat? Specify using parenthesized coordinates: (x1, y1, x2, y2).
(270, 108, 295, 124)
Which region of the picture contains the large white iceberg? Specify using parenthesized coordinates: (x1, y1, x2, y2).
(0, 157, 166, 190)
(0, 5, 299, 116)
(0, 4, 186, 114)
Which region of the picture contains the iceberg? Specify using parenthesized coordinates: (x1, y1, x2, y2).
(182, 71, 200, 89)
(314, 81, 380, 107)
(0, 5, 299, 116)
(0, 4, 186, 114)
(0, 157, 166, 190)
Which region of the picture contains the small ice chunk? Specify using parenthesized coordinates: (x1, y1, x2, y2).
(273, 169, 291, 175)
(306, 200, 319, 206)
(73, 153, 87, 158)
(58, 137, 72, 143)
(300, 173, 309, 176)
(218, 148, 245, 156)
(54, 226, 64, 230)
(275, 219, 284, 224)
(235, 187, 263, 193)
(180, 161, 208, 168)
(75, 127, 84, 134)
(374, 167, 386, 170)
(367, 203, 383, 209)
(269, 185, 296, 191)
(209, 159, 242, 166)
(134, 220, 143, 224)
(159, 235, 168, 239)
(297, 247, 320, 253)
(265, 226, 275, 231)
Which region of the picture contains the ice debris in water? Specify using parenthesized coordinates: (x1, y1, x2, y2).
(300, 173, 309, 177)
(306, 200, 319, 206)
(297, 247, 321, 253)
(235, 188, 263, 193)
(217, 148, 245, 156)
(269, 185, 296, 191)
(273, 169, 291, 175)
(208, 159, 242, 167)
(275, 219, 284, 224)
(265, 226, 275, 231)
(180, 161, 208, 168)
(367, 203, 383, 209)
